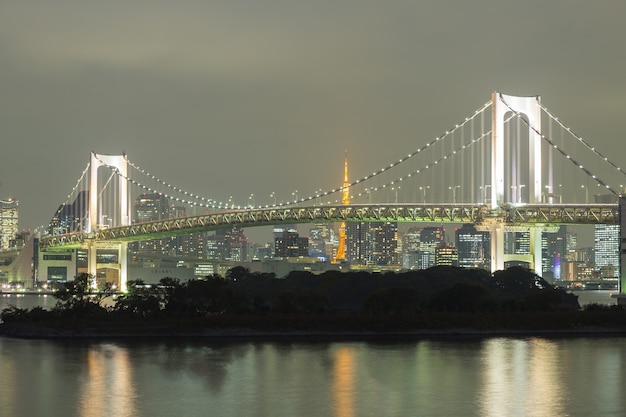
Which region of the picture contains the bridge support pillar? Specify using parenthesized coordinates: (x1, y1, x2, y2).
(119, 242, 128, 292)
(87, 240, 97, 289)
(489, 220, 505, 272)
(530, 227, 543, 277)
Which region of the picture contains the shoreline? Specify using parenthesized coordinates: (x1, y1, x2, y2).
(2, 322, 626, 341)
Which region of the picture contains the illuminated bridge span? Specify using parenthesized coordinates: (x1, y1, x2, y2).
(42, 203, 620, 250)
(37, 91, 626, 291)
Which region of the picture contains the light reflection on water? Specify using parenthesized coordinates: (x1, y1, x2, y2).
(1, 337, 626, 416)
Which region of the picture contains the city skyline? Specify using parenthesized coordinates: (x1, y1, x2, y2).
(1, 1, 626, 234)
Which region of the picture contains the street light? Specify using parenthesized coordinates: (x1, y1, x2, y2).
(449, 185, 460, 204)
(248, 193, 255, 208)
(392, 186, 401, 204)
(419, 186, 430, 204)
(544, 185, 552, 203)
(479, 185, 491, 204)
(581, 185, 588, 203)
(270, 192, 276, 206)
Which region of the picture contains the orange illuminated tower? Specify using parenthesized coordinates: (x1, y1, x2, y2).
(334, 152, 350, 262)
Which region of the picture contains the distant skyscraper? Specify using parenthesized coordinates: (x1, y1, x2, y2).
(419, 226, 445, 268)
(347, 221, 398, 266)
(131, 193, 171, 256)
(402, 227, 421, 269)
(504, 231, 530, 255)
(309, 223, 333, 261)
(455, 224, 490, 269)
(134, 193, 169, 222)
(435, 243, 458, 267)
(0, 199, 19, 250)
(216, 227, 248, 261)
(274, 228, 308, 258)
(49, 191, 88, 235)
(594, 224, 620, 279)
(369, 222, 398, 266)
(542, 226, 567, 280)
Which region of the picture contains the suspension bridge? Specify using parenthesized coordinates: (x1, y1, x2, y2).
(35, 92, 626, 291)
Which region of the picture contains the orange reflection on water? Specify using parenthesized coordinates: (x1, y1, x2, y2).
(332, 347, 355, 417)
(479, 338, 565, 417)
(79, 344, 137, 417)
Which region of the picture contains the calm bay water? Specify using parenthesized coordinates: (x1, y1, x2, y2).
(1, 336, 626, 417)
(0, 292, 626, 416)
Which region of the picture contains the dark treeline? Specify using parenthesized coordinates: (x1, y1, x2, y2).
(4, 265, 626, 336)
(2, 266, 580, 320)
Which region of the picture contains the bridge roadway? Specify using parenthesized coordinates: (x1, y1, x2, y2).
(39, 202, 619, 251)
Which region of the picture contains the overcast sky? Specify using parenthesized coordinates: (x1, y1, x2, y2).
(1, 0, 626, 238)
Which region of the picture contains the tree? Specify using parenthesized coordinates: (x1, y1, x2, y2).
(53, 273, 114, 317)
(113, 279, 162, 318)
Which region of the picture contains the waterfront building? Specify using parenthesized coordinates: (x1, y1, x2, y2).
(309, 223, 333, 261)
(419, 226, 445, 268)
(0, 199, 19, 250)
(542, 225, 567, 280)
(216, 227, 249, 261)
(594, 224, 619, 279)
(274, 227, 308, 258)
(504, 231, 530, 255)
(346, 222, 398, 266)
(435, 243, 458, 267)
(131, 193, 171, 256)
(455, 224, 490, 270)
(402, 227, 421, 269)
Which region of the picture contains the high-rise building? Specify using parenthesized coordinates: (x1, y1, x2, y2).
(504, 231, 530, 255)
(455, 224, 490, 269)
(594, 224, 619, 279)
(131, 193, 171, 256)
(274, 228, 308, 258)
(216, 227, 248, 261)
(49, 191, 88, 235)
(368, 222, 398, 266)
(402, 227, 421, 269)
(0, 199, 19, 250)
(134, 193, 169, 222)
(435, 243, 458, 267)
(309, 223, 333, 261)
(419, 226, 445, 268)
(542, 226, 567, 280)
(346, 221, 398, 266)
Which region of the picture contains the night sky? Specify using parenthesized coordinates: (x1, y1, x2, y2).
(1, 0, 625, 240)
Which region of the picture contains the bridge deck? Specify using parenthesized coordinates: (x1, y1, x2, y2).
(39, 203, 619, 250)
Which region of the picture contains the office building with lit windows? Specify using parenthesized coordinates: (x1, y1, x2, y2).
(419, 226, 445, 268)
(455, 224, 489, 270)
(0, 199, 19, 250)
(594, 224, 620, 279)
